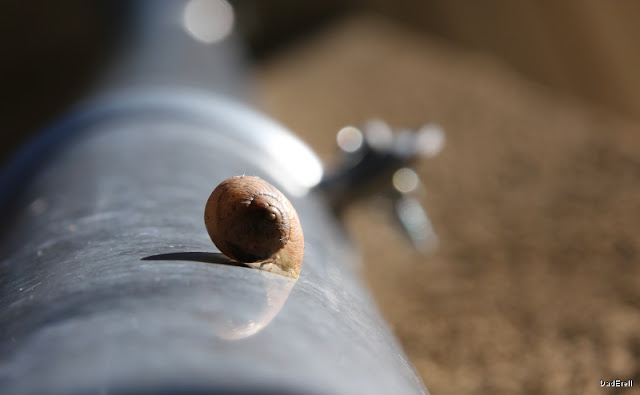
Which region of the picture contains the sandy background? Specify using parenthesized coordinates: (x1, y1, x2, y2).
(255, 14, 640, 395)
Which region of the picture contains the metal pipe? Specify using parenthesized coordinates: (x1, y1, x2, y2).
(0, 89, 427, 394)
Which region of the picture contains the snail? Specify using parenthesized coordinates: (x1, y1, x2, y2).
(204, 176, 304, 279)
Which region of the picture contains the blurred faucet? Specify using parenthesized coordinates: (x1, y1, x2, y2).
(317, 119, 445, 253)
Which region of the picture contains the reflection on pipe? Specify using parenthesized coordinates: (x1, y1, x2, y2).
(212, 271, 296, 340)
(142, 252, 297, 340)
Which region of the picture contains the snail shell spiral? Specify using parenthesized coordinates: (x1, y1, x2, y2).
(204, 176, 304, 278)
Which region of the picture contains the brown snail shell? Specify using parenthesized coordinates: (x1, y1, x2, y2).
(204, 176, 304, 279)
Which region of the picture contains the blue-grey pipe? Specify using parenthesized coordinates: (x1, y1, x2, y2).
(0, 89, 428, 394)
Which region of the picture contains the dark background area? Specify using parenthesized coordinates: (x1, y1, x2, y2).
(4, 0, 640, 164)
(2, 2, 640, 394)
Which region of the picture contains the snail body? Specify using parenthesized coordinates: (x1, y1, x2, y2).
(204, 176, 304, 278)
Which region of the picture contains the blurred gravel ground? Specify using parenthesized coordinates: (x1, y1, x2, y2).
(254, 14, 640, 395)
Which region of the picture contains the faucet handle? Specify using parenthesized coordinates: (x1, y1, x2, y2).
(390, 167, 439, 253)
